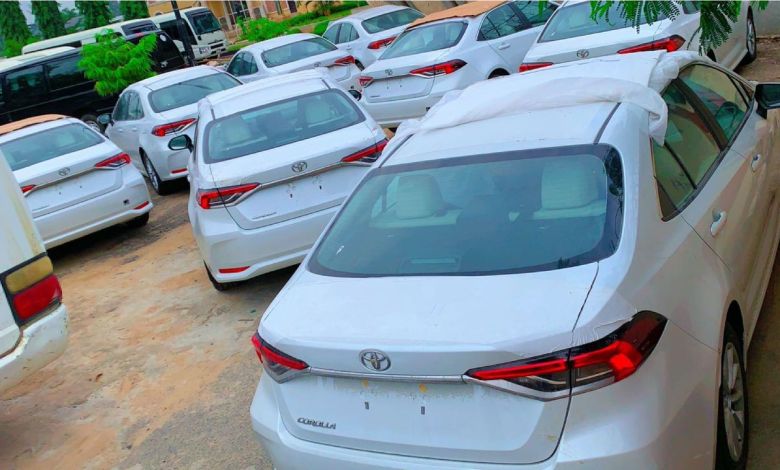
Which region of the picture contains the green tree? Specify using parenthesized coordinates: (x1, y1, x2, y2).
(79, 30, 157, 96)
(76, 0, 112, 30)
(589, 1, 769, 54)
(0, 1, 31, 57)
(119, 0, 149, 21)
(31, 0, 66, 39)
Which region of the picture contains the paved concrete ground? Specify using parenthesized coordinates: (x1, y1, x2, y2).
(1, 39, 779, 469)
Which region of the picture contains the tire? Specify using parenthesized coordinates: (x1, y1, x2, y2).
(81, 113, 103, 133)
(716, 323, 748, 470)
(126, 212, 150, 229)
(141, 151, 174, 195)
(742, 12, 757, 65)
(355, 60, 365, 71)
(206, 264, 232, 291)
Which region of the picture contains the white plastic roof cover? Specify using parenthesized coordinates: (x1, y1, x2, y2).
(389, 51, 702, 153)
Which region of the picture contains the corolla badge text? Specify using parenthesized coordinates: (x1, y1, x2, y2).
(298, 417, 336, 430)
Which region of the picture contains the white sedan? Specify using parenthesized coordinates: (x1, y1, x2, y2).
(172, 70, 385, 290)
(521, 0, 756, 71)
(323, 5, 424, 69)
(226, 33, 362, 95)
(1, 115, 152, 249)
(359, 1, 557, 128)
(250, 51, 780, 468)
(104, 66, 241, 195)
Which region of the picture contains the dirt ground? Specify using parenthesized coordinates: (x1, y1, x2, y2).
(1, 39, 780, 469)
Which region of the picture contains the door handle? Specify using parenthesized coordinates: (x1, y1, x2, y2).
(130, 127, 138, 132)
(497, 43, 510, 50)
(751, 153, 762, 172)
(346, 45, 352, 50)
(710, 210, 728, 237)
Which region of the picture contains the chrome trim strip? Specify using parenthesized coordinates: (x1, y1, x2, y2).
(23, 166, 121, 197)
(308, 367, 465, 383)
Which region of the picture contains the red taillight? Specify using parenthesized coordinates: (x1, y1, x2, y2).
(341, 139, 388, 164)
(410, 59, 466, 78)
(21, 184, 36, 194)
(519, 62, 553, 72)
(218, 266, 249, 274)
(95, 153, 131, 168)
(466, 312, 667, 396)
(618, 35, 686, 54)
(368, 36, 396, 50)
(197, 183, 259, 209)
(359, 76, 374, 87)
(151, 118, 196, 137)
(252, 332, 309, 382)
(334, 55, 355, 66)
(12, 274, 62, 324)
(171, 168, 187, 174)
(133, 201, 150, 210)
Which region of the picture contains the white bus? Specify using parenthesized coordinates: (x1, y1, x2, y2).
(150, 7, 228, 62)
(22, 19, 158, 54)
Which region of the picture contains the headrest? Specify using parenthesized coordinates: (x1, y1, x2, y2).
(533, 157, 606, 220)
(395, 174, 445, 220)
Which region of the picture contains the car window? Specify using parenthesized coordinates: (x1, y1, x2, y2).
(513, 1, 556, 27)
(381, 21, 467, 60)
(479, 4, 529, 41)
(149, 73, 240, 112)
(310, 145, 624, 277)
(261, 38, 337, 68)
(127, 92, 144, 120)
(361, 8, 424, 34)
(187, 11, 222, 35)
(679, 65, 749, 142)
(5, 66, 46, 101)
(1, 123, 104, 171)
(46, 55, 84, 90)
(227, 53, 244, 75)
(244, 53, 259, 74)
(204, 89, 365, 163)
(323, 24, 340, 43)
(652, 141, 695, 219)
(113, 93, 130, 121)
(337, 23, 358, 43)
(160, 19, 196, 44)
(539, 1, 667, 42)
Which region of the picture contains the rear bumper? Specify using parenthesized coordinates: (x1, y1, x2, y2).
(37, 169, 152, 249)
(0, 304, 68, 395)
(191, 204, 340, 283)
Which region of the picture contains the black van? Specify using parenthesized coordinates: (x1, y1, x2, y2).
(0, 31, 185, 130)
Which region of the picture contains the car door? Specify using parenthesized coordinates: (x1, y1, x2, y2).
(107, 93, 133, 156)
(323, 23, 341, 46)
(478, 2, 549, 72)
(336, 22, 361, 60)
(123, 91, 145, 161)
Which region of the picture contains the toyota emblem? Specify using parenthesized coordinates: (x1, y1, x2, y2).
(360, 350, 391, 371)
(291, 161, 307, 173)
(385, 69, 394, 77)
(576, 49, 590, 59)
(58, 167, 71, 177)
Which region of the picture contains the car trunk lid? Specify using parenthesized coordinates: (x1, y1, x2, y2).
(274, 49, 355, 83)
(361, 49, 448, 103)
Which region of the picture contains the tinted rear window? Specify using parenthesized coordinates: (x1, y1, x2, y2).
(261, 38, 337, 68)
(310, 145, 624, 276)
(1, 123, 104, 171)
(149, 72, 240, 112)
(362, 8, 424, 34)
(540, 2, 668, 42)
(204, 89, 365, 163)
(380, 21, 466, 59)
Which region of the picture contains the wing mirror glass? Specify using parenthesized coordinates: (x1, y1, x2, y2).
(169, 134, 193, 152)
(756, 83, 780, 118)
(97, 113, 113, 126)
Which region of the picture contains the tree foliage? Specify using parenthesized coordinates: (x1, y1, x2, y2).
(79, 31, 157, 96)
(589, 1, 769, 53)
(0, 1, 31, 57)
(119, 0, 150, 21)
(31, 0, 66, 39)
(76, 0, 112, 30)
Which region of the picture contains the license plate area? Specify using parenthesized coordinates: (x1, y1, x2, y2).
(367, 76, 431, 101)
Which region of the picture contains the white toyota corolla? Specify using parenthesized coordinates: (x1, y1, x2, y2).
(250, 51, 780, 468)
(1, 115, 152, 249)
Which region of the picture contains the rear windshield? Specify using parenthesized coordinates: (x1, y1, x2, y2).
(362, 8, 424, 34)
(204, 89, 365, 163)
(310, 145, 624, 277)
(380, 21, 467, 59)
(261, 38, 336, 68)
(540, 2, 668, 42)
(149, 72, 240, 112)
(188, 11, 222, 35)
(1, 123, 104, 171)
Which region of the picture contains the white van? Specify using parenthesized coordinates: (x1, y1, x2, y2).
(21, 19, 158, 54)
(0, 151, 68, 394)
(151, 7, 228, 61)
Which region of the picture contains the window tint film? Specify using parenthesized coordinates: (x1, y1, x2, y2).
(204, 89, 364, 163)
(679, 65, 748, 141)
(227, 54, 244, 75)
(361, 8, 424, 34)
(310, 145, 624, 277)
(261, 38, 336, 68)
(323, 24, 340, 43)
(149, 73, 239, 112)
(47, 56, 84, 90)
(113, 93, 130, 120)
(6, 66, 45, 100)
(513, 1, 556, 26)
(381, 21, 466, 59)
(127, 93, 144, 120)
(338, 23, 358, 43)
(479, 4, 528, 41)
(187, 11, 222, 34)
(540, 1, 667, 42)
(652, 141, 695, 218)
(1, 123, 103, 171)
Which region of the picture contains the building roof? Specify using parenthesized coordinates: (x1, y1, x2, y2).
(0, 115, 68, 137)
(409, 1, 503, 28)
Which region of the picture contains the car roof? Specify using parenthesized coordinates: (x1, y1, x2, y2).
(345, 5, 409, 21)
(243, 33, 320, 54)
(0, 47, 77, 73)
(131, 65, 222, 91)
(409, 1, 503, 28)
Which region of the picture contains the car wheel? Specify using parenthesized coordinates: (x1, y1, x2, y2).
(205, 264, 232, 291)
(126, 212, 150, 229)
(141, 152, 173, 195)
(742, 12, 757, 65)
(81, 113, 103, 133)
(716, 323, 748, 470)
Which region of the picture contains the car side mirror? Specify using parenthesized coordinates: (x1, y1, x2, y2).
(348, 89, 362, 101)
(97, 113, 113, 126)
(756, 83, 780, 119)
(169, 134, 193, 152)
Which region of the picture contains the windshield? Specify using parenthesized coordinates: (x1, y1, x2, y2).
(261, 38, 336, 68)
(362, 8, 424, 34)
(204, 89, 365, 163)
(310, 145, 624, 277)
(149, 73, 240, 112)
(187, 11, 222, 35)
(381, 21, 466, 59)
(540, 2, 668, 42)
(1, 123, 104, 171)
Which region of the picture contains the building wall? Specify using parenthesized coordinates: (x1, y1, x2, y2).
(146, 0, 275, 32)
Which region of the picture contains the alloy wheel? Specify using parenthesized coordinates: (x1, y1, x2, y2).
(722, 342, 746, 462)
(747, 18, 756, 58)
(144, 156, 160, 192)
